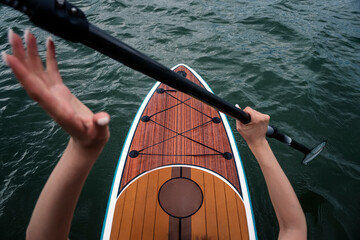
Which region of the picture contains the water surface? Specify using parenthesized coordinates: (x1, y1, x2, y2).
(1, 0, 360, 239)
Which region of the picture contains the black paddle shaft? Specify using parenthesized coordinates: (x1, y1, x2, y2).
(1, 0, 325, 162)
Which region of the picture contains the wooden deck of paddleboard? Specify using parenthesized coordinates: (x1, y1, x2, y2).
(104, 65, 253, 239)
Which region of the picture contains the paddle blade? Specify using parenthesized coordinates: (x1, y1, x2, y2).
(302, 141, 327, 165)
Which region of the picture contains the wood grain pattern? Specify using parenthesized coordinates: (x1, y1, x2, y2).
(154, 168, 171, 239)
(110, 166, 249, 240)
(203, 168, 219, 239)
(110, 168, 171, 240)
(191, 167, 249, 240)
(119, 65, 241, 194)
(190, 168, 207, 239)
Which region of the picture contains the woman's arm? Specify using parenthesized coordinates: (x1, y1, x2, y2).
(26, 138, 105, 240)
(236, 106, 307, 240)
(3, 29, 110, 240)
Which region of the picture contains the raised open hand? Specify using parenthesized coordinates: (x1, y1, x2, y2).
(2, 30, 110, 149)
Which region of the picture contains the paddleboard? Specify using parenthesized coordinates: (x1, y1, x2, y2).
(101, 64, 257, 239)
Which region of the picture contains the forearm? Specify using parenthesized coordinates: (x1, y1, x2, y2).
(249, 141, 307, 239)
(26, 138, 104, 240)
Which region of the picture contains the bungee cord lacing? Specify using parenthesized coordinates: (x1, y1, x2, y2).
(129, 88, 232, 160)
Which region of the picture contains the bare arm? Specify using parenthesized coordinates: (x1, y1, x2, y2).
(26, 139, 106, 240)
(3, 29, 110, 240)
(236, 106, 307, 240)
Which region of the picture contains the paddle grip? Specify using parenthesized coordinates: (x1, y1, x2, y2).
(0, 0, 89, 42)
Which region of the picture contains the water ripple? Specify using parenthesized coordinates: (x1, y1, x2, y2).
(1, 0, 360, 239)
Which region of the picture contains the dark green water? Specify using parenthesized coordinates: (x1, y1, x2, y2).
(1, 0, 360, 239)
